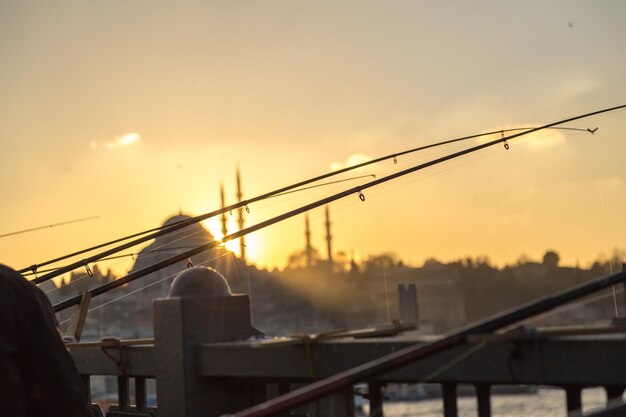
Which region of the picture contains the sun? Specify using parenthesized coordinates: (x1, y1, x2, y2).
(201, 217, 242, 256)
(224, 238, 240, 254)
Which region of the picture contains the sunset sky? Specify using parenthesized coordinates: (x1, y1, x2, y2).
(1, 1, 625, 277)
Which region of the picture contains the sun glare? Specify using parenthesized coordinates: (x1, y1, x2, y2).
(224, 239, 240, 254)
(201, 217, 242, 256)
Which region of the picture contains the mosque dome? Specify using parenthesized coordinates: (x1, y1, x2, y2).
(163, 214, 194, 228)
(160, 213, 215, 243)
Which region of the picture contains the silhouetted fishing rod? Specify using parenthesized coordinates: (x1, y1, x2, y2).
(26, 125, 593, 282)
(52, 104, 626, 311)
(22, 246, 202, 277)
(0, 216, 99, 239)
(20, 217, 197, 276)
(21, 174, 374, 277)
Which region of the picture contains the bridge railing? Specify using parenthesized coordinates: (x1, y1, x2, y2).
(67, 270, 626, 417)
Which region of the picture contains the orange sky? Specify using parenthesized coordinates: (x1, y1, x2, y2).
(1, 1, 626, 277)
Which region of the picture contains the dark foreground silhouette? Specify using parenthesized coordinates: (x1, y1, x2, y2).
(0, 264, 92, 417)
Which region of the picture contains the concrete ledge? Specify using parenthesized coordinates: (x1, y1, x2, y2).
(70, 345, 156, 377)
(197, 334, 626, 386)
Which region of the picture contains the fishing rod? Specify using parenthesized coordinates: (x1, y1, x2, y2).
(0, 216, 99, 239)
(268, 174, 376, 198)
(19, 174, 373, 277)
(27, 125, 593, 283)
(227, 268, 626, 417)
(20, 217, 197, 276)
(52, 104, 626, 312)
(22, 246, 202, 277)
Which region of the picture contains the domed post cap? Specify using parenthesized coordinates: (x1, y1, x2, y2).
(167, 266, 232, 298)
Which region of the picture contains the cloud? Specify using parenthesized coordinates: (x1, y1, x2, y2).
(523, 129, 566, 150)
(116, 132, 141, 146)
(556, 75, 602, 102)
(329, 153, 374, 171)
(90, 132, 142, 150)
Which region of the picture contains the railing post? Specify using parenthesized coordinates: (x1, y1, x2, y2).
(442, 383, 458, 417)
(368, 382, 384, 417)
(278, 382, 290, 396)
(117, 376, 130, 410)
(475, 384, 491, 417)
(565, 386, 583, 417)
(82, 374, 91, 403)
(153, 267, 264, 417)
(315, 387, 355, 417)
(605, 386, 625, 407)
(135, 377, 147, 412)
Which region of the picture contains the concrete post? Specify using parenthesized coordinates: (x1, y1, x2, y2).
(153, 267, 263, 417)
(368, 382, 384, 417)
(398, 284, 418, 328)
(605, 386, 625, 408)
(565, 386, 583, 417)
(475, 384, 491, 417)
(442, 383, 458, 417)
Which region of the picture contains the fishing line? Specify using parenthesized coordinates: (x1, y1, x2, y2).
(0, 216, 100, 239)
(29, 127, 579, 283)
(246, 142, 500, 252)
(418, 340, 487, 384)
(19, 220, 185, 275)
(195, 129, 598, 275)
(368, 340, 486, 417)
(309, 147, 504, 281)
(26, 246, 205, 277)
(602, 186, 619, 317)
(268, 175, 377, 198)
(513, 285, 624, 328)
(372, 147, 505, 200)
(245, 255, 254, 309)
(175, 127, 594, 277)
(214, 175, 378, 236)
(42, 247, 206, 296)
(57, 250, 233, 326)
(571, 111, 624, 127)
(25, 209, 226, 278)
(587, 117, 620, 317)
(42, 217, 222, 293)
(24, 126, 593, 282)
(322, 145, 505, 238)
(312, 126, 588, 218)
(43, 256, 136, 296)
(374, 195, 392, 322)
(392, 125, 591, 176)
(45, 154, 490, 309)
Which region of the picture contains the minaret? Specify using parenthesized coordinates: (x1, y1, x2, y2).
(220, 182, 228, 238)
(305, 213, 313, 268)
(325, 205, 333, 274)
(236, 167, 246, 263)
